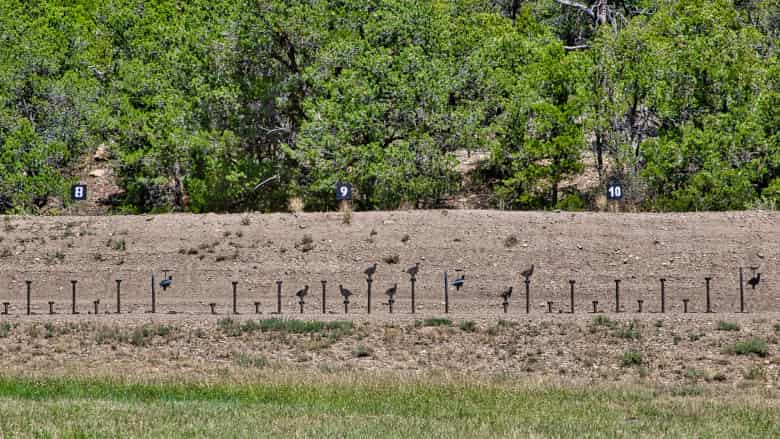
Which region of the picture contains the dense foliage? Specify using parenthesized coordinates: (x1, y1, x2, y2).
(0, 0, 777, 213)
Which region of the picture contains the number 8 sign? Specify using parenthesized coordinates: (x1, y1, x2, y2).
(336, 183, 352, 201)
(71, 184, 87, 201)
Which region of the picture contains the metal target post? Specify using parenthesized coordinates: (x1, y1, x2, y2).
(410, 276, 416, 314)
(115, 280, 122, 314)
(150, 272, 156, 314)
(25, 280, 31, 316)
(443, 271, 449, 314)
(71, 280, 78, 315)
(276, 281, 283, 314)
(739, 268, 745, 313)
(321, 280, 327, 314)
(569, 280, 575, 313)
(366, 277, 372, 315)
(232, 281, 239, 315)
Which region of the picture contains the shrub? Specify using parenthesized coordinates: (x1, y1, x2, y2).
(95, 326, 122, 345)
(620, 350, 643, 367)
(415, 318, 452, 328)
(717, 321, 740, 331)
(0, 322, 12, 338)
(743, 367, 765, 380)
(130, 327, 148, 347)
(592, 315, 617, 329)
(383, 254, 400, 264)
(218, 318, 353, 338)
(107, 239, 126, 251)
(352, 345, 371, 358)
(459, 321, 477, 332)
(723, 339, 768, 357)
(234, 353, 268, 368)
(613, 321, 641, 340)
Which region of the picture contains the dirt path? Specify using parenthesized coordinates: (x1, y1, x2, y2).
(0, 210, 776, 317)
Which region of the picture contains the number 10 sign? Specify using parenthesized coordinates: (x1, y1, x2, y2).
(607, 181, 623, 200)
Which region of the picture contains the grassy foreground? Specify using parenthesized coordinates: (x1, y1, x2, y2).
(0, 376, 777, 438)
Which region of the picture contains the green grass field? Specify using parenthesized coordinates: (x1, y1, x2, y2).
(0, 376, 777, 438)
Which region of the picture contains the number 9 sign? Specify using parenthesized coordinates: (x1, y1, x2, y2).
(336, 183, 352, 201)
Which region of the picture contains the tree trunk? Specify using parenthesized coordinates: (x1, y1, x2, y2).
(595, 130, 604, 180)
(596, 0, 608, 26)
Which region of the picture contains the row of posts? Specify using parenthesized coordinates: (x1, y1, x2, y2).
(2, 275, 752, 316)
(538, 277, 731, 314)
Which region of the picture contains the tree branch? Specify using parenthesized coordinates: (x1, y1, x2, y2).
(553, 0, 596, 20)
(564, 44, 590, 51)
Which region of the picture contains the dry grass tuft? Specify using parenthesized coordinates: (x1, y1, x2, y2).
(288, 197, 305, 213)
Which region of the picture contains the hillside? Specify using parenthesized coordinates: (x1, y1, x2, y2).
(0, 1, 777, 214)
(0, 210, 776, 315)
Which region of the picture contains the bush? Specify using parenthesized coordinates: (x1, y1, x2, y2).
(459, 321, 477, 332)
(591, 315, 617, 330)
(234, 353, 268, 368)
(743, 367, 765, 381)
(717, 321, 740, 332)
(0, 322, 12, 338)
(723, 339, 768, 357)
(218, 318, 353, 338)
(620, 350, 643, 367)
(415, 318, 452, 328)
(352, 345, 372, 358)
(613, 321, 641, 340)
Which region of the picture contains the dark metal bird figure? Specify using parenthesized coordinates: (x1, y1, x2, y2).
(159, 273, 173, 291)
(385, 284, 397, 299)
(385, 283, 398, 312)
(364, 263, 377, 279)
(748, 273, 761, 289)
(520, 264, 535, 279)
(339, 284, 352, 300)
(296, 285, 309, 300)
(451, 274, 465, 291)
(405, 262, 420, 277)
(501, 286, 513, 300)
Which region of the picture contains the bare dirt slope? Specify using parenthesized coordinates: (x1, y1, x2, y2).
(0, 210, 776, 317)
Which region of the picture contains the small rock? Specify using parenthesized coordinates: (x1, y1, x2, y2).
(576, 244, 583, 250)
(94, 145, 109, 161)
